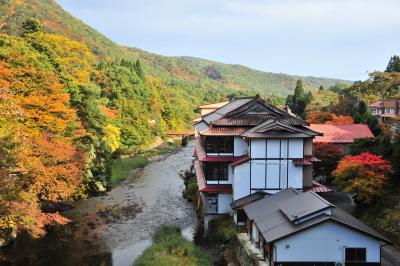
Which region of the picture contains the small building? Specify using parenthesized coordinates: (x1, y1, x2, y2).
(308, 124, 374, 154)
(369, 98, 400, 119)
(241, 188, 391, 266)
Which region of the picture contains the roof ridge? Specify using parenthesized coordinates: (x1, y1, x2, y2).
(308, 191, 335, 208)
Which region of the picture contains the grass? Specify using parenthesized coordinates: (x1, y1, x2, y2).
(110, 138, 182, 187)
(133, 225, 212, 266)
(110, 156, 149, 187)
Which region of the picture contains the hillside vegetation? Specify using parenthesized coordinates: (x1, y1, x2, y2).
(0, 0, 351, 243)
(0, 0, 351, 99)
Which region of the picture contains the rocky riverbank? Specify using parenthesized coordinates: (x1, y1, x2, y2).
(0, 141, 198, 266)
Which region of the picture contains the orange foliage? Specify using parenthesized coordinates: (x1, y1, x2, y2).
(326, 115, 354, 125)
(100, 105, 118, 119)
(0, 53, 87, 237)
(333, 152, 392, 205)
(307, 111, 354, 124)
(307, 112, 336, 123)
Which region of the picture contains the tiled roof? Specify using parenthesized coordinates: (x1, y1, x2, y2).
(380, 114, 399, 118)
(231, 191, 267, 209)
(202, 97, 254, 124)
(307, 181, 332, 193)
(229, 156, 251, 167)
(194, 159, 206, 191)
(211, 115, 275, 126)
(194, 137, 206, 160)
(243, 188, 390, 243)
(293, 156, 320, 166)
(199, 127, 248, 136)
(308, 124, 374, 143)
(241, 119, 321, 138)
(199, 101, 229, 109)
(369, 100, 382, 108)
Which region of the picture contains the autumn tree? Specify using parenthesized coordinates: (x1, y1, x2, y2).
(307, 112, 336, 124)
(326, 115, 354, 125)
(332, 152, 392, 206)
(313, 143, 343, 181)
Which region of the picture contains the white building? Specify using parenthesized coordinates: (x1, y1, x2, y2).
(193, 96, 328, 230)
(242, 188, 391, 266)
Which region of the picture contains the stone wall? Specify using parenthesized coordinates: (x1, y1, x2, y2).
(234, 235, 257, 266)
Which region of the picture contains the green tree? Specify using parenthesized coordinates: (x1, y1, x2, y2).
(286, 79, 313, 118)
(385, 55, 400, 73)
(22, 18, 42, 35)
(135, 59, 145, 80)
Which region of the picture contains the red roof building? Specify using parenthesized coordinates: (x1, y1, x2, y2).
(308, 124, 374, 154)
(308, 124, 374, 143)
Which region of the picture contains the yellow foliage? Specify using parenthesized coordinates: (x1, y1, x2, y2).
(102, 124, 121, 152)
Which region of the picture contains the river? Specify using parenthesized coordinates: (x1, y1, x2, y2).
(0, 142, 197, 266)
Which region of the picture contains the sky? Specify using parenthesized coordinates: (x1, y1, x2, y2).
(57, 0, 400, 81)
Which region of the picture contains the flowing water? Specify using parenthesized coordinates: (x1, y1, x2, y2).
(0, 142, 197, 266)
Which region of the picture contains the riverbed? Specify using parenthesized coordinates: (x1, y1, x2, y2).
(0, 142, 197, 266)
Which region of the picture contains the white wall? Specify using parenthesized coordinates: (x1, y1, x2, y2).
(232, 163, 250, 200)
(288, 161, 303, 189)
(218, 193, 232, 214)
(234, 137, 248, 156)
(289, 139, 304, 158)
(251, 139, 304, 158)
(274, 221, 381, 263)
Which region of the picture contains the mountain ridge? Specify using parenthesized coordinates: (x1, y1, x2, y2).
(0, 0, 352, 98)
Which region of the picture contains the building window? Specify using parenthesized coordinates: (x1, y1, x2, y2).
(204, 136, 233, 154)
(370, 108, 377, 114)
(345, 247, 366, 262)
(206, 195, 218, 214)
(204, 162, 228, 181)
(385, 108, 395, 114)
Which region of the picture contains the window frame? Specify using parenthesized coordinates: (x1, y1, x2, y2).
(204, 162, 229, 182)
(204, 136, 234, 154)
(345, 247, 367, 262)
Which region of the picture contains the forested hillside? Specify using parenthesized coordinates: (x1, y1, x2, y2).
(0, 0, 350, 98)
(0, 0, 351, 243)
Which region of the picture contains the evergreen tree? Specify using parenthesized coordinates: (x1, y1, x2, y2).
(358, 101, 367, 115)
(286, 79, 313, 118)
(385, 55, 400, 73)
(135, 59, 145, 80)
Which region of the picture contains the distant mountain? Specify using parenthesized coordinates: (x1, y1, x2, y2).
(0, 0, 352, 98)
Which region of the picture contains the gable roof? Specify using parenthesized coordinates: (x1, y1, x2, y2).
(243, 188, 390, 244)
(199, 101, 229, 109)
(278, 191, 333, 223)
(196, 96, 321, 138)
(370, 100, 382, 108)
(308, 124, 374, 143)
(241, 119, 321, 138)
